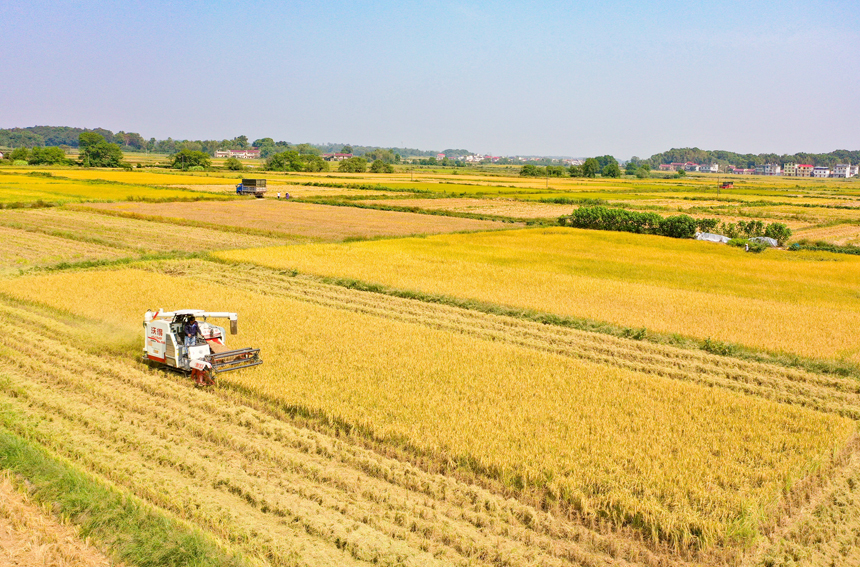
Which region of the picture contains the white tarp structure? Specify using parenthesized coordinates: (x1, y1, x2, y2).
(749, 236, 779, 247)
(695, 232, 730, 244)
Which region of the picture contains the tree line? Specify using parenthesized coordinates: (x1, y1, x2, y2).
(638, 147, 860, 169)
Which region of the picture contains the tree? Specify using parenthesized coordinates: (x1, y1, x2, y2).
(303, 155, 329, 172)
(295, 143, 320, 156)
(235, 135, 249, 149)
(569, 164, 583, 177)
(224, 157, 244, 171)
(170, 149, 211, 170)
(635, 167, 650, 179)
(78, 132, 106, 149)
(625, 161, 637, 175)
(267, 150, 302, 171)
(602, 162, 621, 178)
(582, 158, 599, 178)
(341, 145, 353, 154)
(80, 140, 124, 167)
(658, 215, 697, 239)
(764, 223, 792, 245)
(28, 146, 68, 165)
(338, 157, 367, 173)
(370, 159, 394, 173)
(520, 164, 540, 177)
(10, 147, 30, 162)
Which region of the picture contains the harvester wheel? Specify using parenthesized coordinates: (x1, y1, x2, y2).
(191, 367, 215, 387)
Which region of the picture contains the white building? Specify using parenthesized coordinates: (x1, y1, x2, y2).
(812, 166, 831, 178)
(832, 164, 855, 178)
(702, 163, 719, 173)
(755, 163, 781, 176)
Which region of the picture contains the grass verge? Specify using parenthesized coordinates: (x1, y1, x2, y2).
(0, 415, 249, 567)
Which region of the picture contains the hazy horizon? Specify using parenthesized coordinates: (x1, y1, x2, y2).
(2, 0, 858, 159)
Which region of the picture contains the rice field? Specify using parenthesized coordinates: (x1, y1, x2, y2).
(0, 226, 128, 273)
(0, 172, 221, 204)
(80, 200, 519, 241)
(0, 207, 297, 253)
(0, 267, 853, 555)
(792, 223, 860, 246)
(215, 227, 860, 362)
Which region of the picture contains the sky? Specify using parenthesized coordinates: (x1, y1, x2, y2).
(1, 0, 858, 158)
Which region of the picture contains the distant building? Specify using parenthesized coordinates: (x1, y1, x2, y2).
(436, 153, 446, 160)
(214, 149, 261, 159)
(796, 164, 814, 177)
(783, 163, 797, 176)
(729, 167, 755, 175)
(755, 163, 781, 176)
(832, 163, 854, 178)
(658, 164, 675, 171)
(702, 163, 719, 173)
(812, 166, 831, 178)
(684, 162, 701, 172)
(320, 153, 353, 161)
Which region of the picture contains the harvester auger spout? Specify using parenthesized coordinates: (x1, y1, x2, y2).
(143, 309, 262, 386)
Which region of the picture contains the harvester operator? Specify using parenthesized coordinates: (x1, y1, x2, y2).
(184, 316, 199, 347)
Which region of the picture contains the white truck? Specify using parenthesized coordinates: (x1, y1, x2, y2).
(143, 309, 262, 385)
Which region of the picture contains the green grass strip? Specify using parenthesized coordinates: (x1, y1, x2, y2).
(0, 421, 249, 567)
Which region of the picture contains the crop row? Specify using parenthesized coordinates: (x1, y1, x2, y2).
(0, 298, 661, 567)
(0, 268, 851, 552)
(214, 227, 860, 362)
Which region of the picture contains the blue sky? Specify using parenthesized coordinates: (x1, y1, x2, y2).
(2, 0, 858, 158)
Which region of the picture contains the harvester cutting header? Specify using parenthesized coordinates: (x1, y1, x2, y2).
(144, 309, 262, 386)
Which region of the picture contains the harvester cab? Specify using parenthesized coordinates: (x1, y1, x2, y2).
(143, 309, 262, 386)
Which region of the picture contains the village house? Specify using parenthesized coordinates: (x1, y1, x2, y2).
(320, 153, 353, 161)
(832, 164, 855, 178)
(812, 166, 831, 178)
(783, 163, 797, 176)
(796, 164, 814, 177)
(755, 164, 781, 176)
(214, 149, 261, 159)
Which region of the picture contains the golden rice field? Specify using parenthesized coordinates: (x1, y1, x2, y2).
(215, 227, 860, 362)
(0, 207, 295, 253)
(360, 198, 576, 219)
(0, 172, 220, 204)
(0, 268, 853, 555)
(81, 200, 518, 241)
(0, 298, 681, 567)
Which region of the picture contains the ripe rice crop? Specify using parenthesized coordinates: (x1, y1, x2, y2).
(0, 268, 853, 551)
(0, 173, 218, 204)
(81, 200, 516, 241)
(0, 226, 126, 272)
(215, 227, 860, 362)
(0, 208, 293, 253)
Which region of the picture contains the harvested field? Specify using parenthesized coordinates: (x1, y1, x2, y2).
(0, 226, 127, 272)
(360, 198, 576, 219)
(0, 173, 218, 204)
(172, 183, 402, 198)
(1, 268, 853, 553)
(0, 475, 114, 567)
(216, 227, 860, 362)
(792, 223, 860, 246)
(0, 208, 295, 253)
(81, 200, 518, 241)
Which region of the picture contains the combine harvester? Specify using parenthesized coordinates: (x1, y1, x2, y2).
(143, 309, 262, 385)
